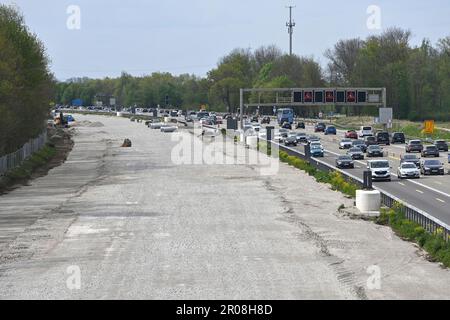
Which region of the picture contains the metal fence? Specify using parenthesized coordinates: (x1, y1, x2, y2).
(265, 139, 450, 240)
(0, 130, 47, 176)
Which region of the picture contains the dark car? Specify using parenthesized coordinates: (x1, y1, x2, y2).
(420, 159, 445, 175)
(281, 122, 292, 130)
(352, 140, 367, 152)
(296, 122, 305, 129)
(400, 154, 421, 168)
(314, 122, 326, 132)
(421, 145, 440, 157)
(296, 132, 308, 143)
(434, 140, 449, 152)
(261, 116, 271, 124)
(391, 132, 405, 144)
(336, 155, 354, 169)
(345, 130, 358, 139)
(364, 136, 378, 147)
(284, 135, 298, 146)
(310, 145, 324, 157)
(251, 116, 259, 123)
(324, 126, 337, 135)
(406, 140, 423, 153)
(376, 132, 390, 145)
(367, 145, 384, 158)
(347, 147, 365, 160)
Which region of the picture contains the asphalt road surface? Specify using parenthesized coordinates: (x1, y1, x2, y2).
(0, 115, 449, 299)
(280, 124, 450, 226)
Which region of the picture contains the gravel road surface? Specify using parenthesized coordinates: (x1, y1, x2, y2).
(0, 115, 448, 299)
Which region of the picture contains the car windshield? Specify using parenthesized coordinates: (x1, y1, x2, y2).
(369, 145, 381, 150)
(366, 137, 375, 141)
(338, 156, 352, 160)
(349, 148, 361, 152)
(341, 139, 351, 142)
(311, 145, 321, 150)
(403, 155, 417, 159)
(371, 161, 389, 168)
(402, 163, 416, 169)
(424, 160, 441, 166)
(353, 140, 364, 145)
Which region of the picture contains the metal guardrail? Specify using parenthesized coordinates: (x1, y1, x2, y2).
(0, 130, 47, 176)
(265, 139, 450, 240)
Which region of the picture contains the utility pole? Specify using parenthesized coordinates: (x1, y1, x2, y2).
(286, 6, 296, 55)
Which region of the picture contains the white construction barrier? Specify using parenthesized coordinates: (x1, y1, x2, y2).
(356, 190, 381, 216)
(161, 126, 177, 133)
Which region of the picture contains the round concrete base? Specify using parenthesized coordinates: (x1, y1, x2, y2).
(356, 190, 381, 217)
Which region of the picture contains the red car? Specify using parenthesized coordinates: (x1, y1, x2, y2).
(345, 130, 358, 139)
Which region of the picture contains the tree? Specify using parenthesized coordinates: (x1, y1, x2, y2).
(0, 5, 54, 155)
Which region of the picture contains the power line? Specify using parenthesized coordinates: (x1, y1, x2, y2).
(286, 6, 296, 55)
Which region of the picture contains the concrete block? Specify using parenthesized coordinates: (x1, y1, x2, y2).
(356, 190, 381, 217)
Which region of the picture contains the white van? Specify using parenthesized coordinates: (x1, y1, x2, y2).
(359, 126, 373, 138)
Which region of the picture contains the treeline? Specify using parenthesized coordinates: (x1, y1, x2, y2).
(0, 5, 54, 156)
(325, 28, 450, 121)
(56, 45, 324, 113)
(57, 28, 450, 121)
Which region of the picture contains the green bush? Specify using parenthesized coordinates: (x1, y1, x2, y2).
(377, 205, 450, 268)
(279, 151, 358, 197)
(6, 144, 56, 180)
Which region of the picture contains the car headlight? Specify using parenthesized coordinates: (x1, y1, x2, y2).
(424, 167, 430, 170)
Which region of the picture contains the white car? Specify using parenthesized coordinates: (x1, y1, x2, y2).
(367, 160, 391, 181)
(310, 141, 324, 151)
(339, 139, 353, 149)
(397, 162, 421, 179)
(252, 124, 262, 132)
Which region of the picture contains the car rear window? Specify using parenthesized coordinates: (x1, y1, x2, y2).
(410, 140, 421, 144)
(363, 127, 372, 130)
(371, 161, 389, 168)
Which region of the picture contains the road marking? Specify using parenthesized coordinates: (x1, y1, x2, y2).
(434, 181, 443, 185)
(416, 190, 424, 194)
(436, 198, 446, 203)
(321, 146, 450, 199)
(398, 182, 405, 186)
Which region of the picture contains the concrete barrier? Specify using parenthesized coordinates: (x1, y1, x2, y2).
(246, 136, 258, 148)
(161, 126, 177, 133)
(356, 190, 381, 216)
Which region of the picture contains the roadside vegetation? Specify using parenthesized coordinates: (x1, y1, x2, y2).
(0, 144, 56, 190)
(278, 151, 358, 198)
(276, 148, 450, 269)
(377, 203, 450, 268)
(0, 5, 54, 156)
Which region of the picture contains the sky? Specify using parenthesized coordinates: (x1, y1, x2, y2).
(2, 0, 449, 80)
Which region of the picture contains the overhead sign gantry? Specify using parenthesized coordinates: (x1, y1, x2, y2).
(239, 87, 386, 128)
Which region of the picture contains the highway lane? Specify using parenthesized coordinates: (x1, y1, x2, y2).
(278, 128, 450, 226)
